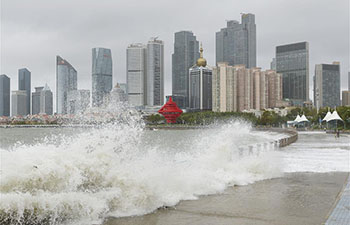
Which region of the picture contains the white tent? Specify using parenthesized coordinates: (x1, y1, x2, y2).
(328, 110, 343, 122)
(294, 115, 301, 123)
(322, 111, 332, 122)
(299, 114, 309, 122)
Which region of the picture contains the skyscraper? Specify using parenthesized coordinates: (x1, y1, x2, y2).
(40, 84, 53, 115)
(0, 74, 10, 116)
(126, 43, 147, 107)
(92, 48, 113, 107)
(18, 68, 31, 115)
(314, 62, 341, 108)
(32, 86, 44, 115)
(147, 37, 164, 106)
(172, 31, 200, 108)
(189, 46, 212, 110)
(276, 42, 309, 105)
(56, 55, 77, 114)
(216, 13, 256, 68)
(12, 90, 27, 116)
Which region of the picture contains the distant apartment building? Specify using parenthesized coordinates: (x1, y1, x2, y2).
(56, 56, 77, 114)
(127, 43, 147, 107)
(12, 90, 27, 116)
(147, 37, 164, 106)
(0, 74, 10, 116)
(314, 62, 341, 108)
(172, 31, 200, 108)
(216, 13, 256, 68)
(276, 42, 309, 105)
(342, 91, 350, 106)
(32, 87, 44, 114)
(92, 48, 113, 107)
(18, 68, 31, 115)
(212, 64, 282, 112)
(67, 90, 90, 114)
(189, 46, 212, 110)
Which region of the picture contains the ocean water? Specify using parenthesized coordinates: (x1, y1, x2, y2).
(0, 113, 349, 224)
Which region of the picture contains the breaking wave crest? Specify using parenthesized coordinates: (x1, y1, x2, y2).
(0, 108, 284, 225)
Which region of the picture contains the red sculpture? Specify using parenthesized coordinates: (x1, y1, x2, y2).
(158, 97, 183, 123)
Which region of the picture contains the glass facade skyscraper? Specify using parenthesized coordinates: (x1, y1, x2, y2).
(276, 42, 309, 104)
(92, 48, 113, 107)
(12, 90, 27, 116)
(0, 74, 10, 116)
(314, 62, 341, 108)
(172, 31, 199, 108)
(56, 55, 77, 114)
(216, 13, 256, 68)
(127, 43, 147, 107)
(147, 38, 164, 106)
(18, 68, 31, 115)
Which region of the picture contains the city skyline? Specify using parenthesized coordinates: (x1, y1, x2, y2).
(0, 0, 349, 112)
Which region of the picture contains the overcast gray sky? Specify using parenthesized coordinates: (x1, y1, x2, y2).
(1, 0, 349, 107)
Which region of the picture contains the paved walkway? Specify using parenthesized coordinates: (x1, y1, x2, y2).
(325, 176, 350, 225)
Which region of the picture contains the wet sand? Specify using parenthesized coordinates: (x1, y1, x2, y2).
(103, 172, 349, 225)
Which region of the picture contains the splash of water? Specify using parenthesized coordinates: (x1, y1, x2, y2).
(0, 106, 283, 225)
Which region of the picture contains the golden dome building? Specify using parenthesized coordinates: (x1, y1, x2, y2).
(188, 44, 212, 110)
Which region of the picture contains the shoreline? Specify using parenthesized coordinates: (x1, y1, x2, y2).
(103, 172, 349, 225)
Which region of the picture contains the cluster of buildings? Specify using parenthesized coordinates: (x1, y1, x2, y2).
(0, 12, 349, 119)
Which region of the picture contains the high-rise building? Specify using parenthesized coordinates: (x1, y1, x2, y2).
(92, 48, 113, 107)
(212, 64, 282, 112)
(0, 74, 10, 116)
(314, 62, 341, 108)
(172, 31, 200, 108)
(276, 42, 309, 105)
(189, 46, 212, 110)
(40, 84, 53, 115)
(216, 13, 256, 68)
(56, 56, 77, 114)
(12, 90, 27, 116)
(348, 71, 350, 90)
(342, 91, 350, 106)
(32, 86, 44, 115)
(127, 43, 147, 107)
(67, 90, 90, 114)
(18, 68, 31, 115)
(147, 37, 164, 106)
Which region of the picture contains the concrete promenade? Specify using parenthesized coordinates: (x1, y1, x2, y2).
(325, 176, 350, 225)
